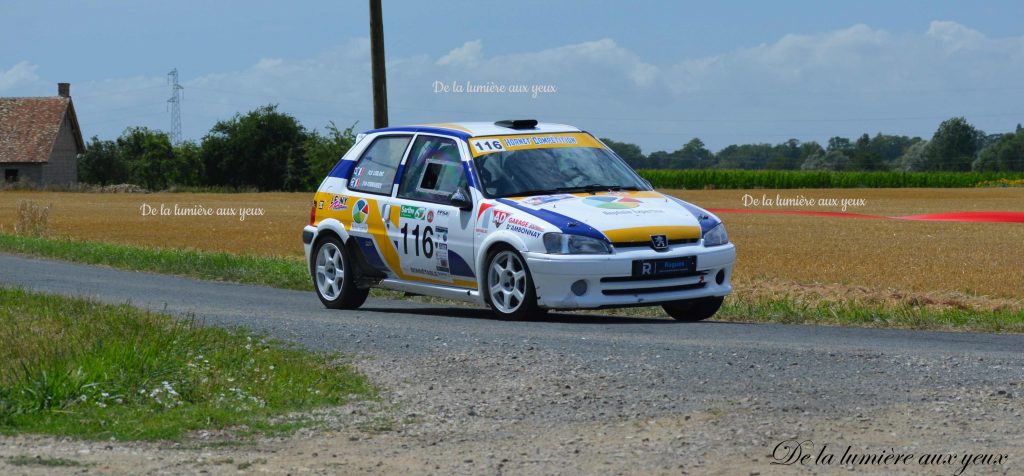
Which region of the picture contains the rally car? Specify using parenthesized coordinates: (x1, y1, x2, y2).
(302, 120, 735, 320)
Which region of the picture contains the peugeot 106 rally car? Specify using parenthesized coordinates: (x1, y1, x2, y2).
(302, 120, 735, 320)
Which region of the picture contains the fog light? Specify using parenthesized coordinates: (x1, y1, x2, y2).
(715, 270, 726, 285)
(571, 279, 588, 296)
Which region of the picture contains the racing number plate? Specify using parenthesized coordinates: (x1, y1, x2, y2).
(632, 256, 696, 278)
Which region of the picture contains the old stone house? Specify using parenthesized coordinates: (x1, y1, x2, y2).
(0, 83, 85, 185)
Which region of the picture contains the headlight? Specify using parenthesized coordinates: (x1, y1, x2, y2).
(543, 233, 612, 254)
(703, 223, 729, 247)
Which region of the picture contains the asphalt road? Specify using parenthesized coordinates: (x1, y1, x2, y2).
(1, 253, 1020, 358)
(2, 252, 1022, 474)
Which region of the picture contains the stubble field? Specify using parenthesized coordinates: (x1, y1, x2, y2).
(1, 188, 1022, 310)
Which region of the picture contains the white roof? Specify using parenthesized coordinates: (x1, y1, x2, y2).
(421, 121, 581, 137)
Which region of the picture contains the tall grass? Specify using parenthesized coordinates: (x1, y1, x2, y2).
(0, 287, 374, 440)
(13, 200, 51, 237)
(638, 169, 1024, 189)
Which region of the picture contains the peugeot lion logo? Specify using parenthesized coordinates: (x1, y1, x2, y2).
(651, 234, 668, 251)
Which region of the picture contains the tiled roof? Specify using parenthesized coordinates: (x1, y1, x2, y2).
(0, 97, 84, 163)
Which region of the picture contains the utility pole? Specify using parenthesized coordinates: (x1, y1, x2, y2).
(369, 0, 388, 128)
(167, 68, 184, 145)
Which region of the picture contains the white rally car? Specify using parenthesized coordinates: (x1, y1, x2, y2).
(302, 120, 735, 320)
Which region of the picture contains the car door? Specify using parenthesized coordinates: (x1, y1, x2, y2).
(385, 134, 477, 289)
(337, 133, 414, 277)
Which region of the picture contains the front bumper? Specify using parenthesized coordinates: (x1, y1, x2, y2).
(524, 243, 735, 309)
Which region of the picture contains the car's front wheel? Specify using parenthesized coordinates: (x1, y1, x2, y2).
(662, 296, 723, 322)
(485, 247, 544, 320)
(312, 236, 369, 309)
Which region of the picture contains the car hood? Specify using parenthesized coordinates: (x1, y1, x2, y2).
(502, 191, 719, 244)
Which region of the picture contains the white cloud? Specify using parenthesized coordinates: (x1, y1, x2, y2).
(7, 21, 1023, 152)
(667, 21, 1024, 97)
(437, 40, 482, 66)
(0, 61, 41, 92)
(483, 38, 659, 88)
(926, 20, 986, 50)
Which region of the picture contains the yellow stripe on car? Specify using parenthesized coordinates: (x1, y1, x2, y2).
(602, 226, 701, 243)
(469, 132, 604, 157)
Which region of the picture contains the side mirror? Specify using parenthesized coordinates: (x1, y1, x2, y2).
(450, 187, 473, 211)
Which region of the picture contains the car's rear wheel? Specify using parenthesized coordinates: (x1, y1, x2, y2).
(485, 247, 544, 320)
(662, 296, 723, 322)
(312, 236, 369, 309)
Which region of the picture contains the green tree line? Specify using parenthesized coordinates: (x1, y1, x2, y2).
(79, 107, 1024, 192)
(78, 105, 356, 191)
(604, 117, 1024, 173)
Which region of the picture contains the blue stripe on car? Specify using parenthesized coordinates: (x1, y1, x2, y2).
(667, 196, 720, 235)
(448, 250, 475, 278)
(496, 198, 608, 242)
(352, 236, 390, 272)
(366, 126, 473, 140)
(462, 161, 480, 189)
(329, 159, 356, 179)
(394, 163, 405, 186)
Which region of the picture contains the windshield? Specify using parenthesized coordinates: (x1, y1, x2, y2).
(473, 146, 649, 198)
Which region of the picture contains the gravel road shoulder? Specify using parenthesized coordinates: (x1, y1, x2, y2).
(1, 254, 1021, 475)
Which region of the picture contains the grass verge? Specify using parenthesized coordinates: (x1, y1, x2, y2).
(0, 233, 309, 290)
(577, 296, 1024, 333)
(0, 287, 374, 440)
(717, 297, 1024, 333)
(1, 233, 1021, 333)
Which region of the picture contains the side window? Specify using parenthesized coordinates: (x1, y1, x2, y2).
(349, 135, 412, 195)
(397, 136, 467, 204)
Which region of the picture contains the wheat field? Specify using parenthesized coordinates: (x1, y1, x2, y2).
(1, 189, 1022, 301)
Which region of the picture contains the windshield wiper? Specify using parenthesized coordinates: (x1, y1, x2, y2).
(563, 184, 641, 194)
(497, 187, 573, 198)
(497, 184, 640, 198)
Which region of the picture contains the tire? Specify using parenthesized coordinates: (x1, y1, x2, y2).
(662, 296, 724, 322)
(311, 235, 369, 309)
(485, 247, 545, 320)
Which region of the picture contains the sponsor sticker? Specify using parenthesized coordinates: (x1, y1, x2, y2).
(400, 204, 421, 219)
(469, 133, 603, 156)
(475, 205, 494, 234)
(582, 196, 642, 209)
(492, 210, 511, 228)
(435, 242, 449, 272)
(506, 223, 541, 237)
(507, 217, 543, 231)
(506, 217, 544, 237)
(520, 194, 575, 206)
(329, 195, 348, 211)
(350, 199, 370, 232)
(530, 136, 577, 145)
(503, 137, 531, 147)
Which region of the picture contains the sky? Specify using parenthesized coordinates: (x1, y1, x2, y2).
(2, 0, 1023, 153)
